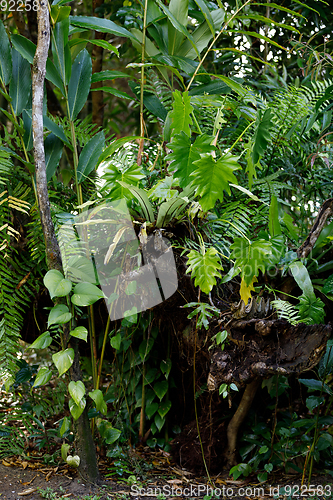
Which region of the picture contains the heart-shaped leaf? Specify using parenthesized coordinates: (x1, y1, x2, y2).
(52, 348, 74, 376)
(71, 282, 104, 306)
(158, 400, 171, 419)
(28, 331, 52, 350)
(69, 326, 88, 342)
(68, 380, 85, 406)
(69, 397, 86, 420)
(32, 367, 52, 388)
(48, 304, 72, 327)
(153, 380, 168, 401)
(89, 389, 107, 415)
(154, 413, 165, 431)
(146, 402, 158, 419)
(44, 269, 72, 298)
(66, 455, 80, 467)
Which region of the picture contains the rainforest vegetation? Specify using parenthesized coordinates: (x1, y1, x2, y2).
(0, 0, 333, 490)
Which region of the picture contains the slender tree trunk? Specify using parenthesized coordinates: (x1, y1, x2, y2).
(31, 2, 100, 483)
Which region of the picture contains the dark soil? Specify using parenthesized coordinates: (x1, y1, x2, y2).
(1, 459, 333, 500)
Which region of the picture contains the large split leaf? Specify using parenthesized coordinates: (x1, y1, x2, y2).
(166, 132, 214, 188)
(191, 153, 241, 211)
(186, 247, 223, 294)
(102, 163, 145, 200)
(230, 237, 273, 285)
(297, 294, 325, 325)
(169, 90, 193, 137)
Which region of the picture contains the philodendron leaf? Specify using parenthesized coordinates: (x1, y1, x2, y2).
(191, 153, 241, 211)
(28, 331, 52, 349)
(52, 348, 74, 376)
(230, 237, 273, 286)
(0, 20, 12, 86)
(69, 397, 86, 420)
(48, 304, 72, 326)
(44, 269, 72, 299)
(166, 132, 214, 188)
(89, 389, 107, 415)
(32, 367, 52, 388)
(71, 282, 104, 306)
(186, 247, 223, 294)
(69, 326, 88, 342)
(169, 90, 192, 137)
(68, 380, 85, 406)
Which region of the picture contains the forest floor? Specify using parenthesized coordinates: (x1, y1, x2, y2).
(0, 455, 333, 500)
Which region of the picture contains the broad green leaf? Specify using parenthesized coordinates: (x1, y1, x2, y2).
(102, 163, 145, 200)
(289, 261, 314, 297)
(167, 0, 189, 55)
(240, 276, 257, 304)
(70, 15, 135, 40)
(69, 326, 88, 342)
(156, 196, 188, 228)
(71, 282, 104, 306)
(89, 389, 107, 415)
(91, 86, 131, 100)
(139, 338, 154, 362)
(69, 38, 119, 56)
(52, 17, 71, 85)
(61, 443, 70, 462)
(0, 20, 12, 86)
(252, 109, 272, 165)
(60, 417, 70, 437)
(191, 153, 241, 211)
(149, 176, 179, 202)
(68, 49, 92, 120)
(322, 274, 333, 295)
(186, 247, 223, 294)
(143, 93, 167, 120)
(53, 348, 74, 376)
(118, 182, 154, 223)
(178, 9, 224, 59)
(169, 90, 192, 137)
(306, 395, 325, 412)
(193, 0, 215, 36)
(28, 331, 53, 350)
(43, 115, 70, 145)
(77, 131, 105, 183)
(32, 367, 52, 388)
(160, 359, 172, 379)
(48, 304, 72, 326)
(230, 237, 273, 286)
(146, 402, 158, 419)
(22, 109, 33, 151)
(69, 396, 86, 420)
(299, 378, 332, 395)
(297, 294, 325, 325)
(103, 426, 121, 444)
(110, 332, 122, 350)
(68, 380, 85, 405)
(154, 380, 168, 401)
(11, 34, 65, 94)
(154, 413, 165, 431)
(155, 0, 199, 58)
(45, 133, 64, 182)
(166, 132, 214, 188)
(9, 49, 31, 116)
(99, 136, 141, 163)
(44, 269, 72, 298)
(158, 400, 171, 419)
(269, 195, 282, 237)
(91, 70, 129, 83)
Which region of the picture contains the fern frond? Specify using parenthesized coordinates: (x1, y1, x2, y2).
(271, 299, 301, 325)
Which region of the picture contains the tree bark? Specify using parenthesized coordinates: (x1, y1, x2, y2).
(32, 2, 100, 483)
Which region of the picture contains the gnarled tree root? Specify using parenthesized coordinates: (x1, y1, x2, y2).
(225, 378, 261, 468)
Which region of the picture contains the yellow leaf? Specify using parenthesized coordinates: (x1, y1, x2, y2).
(240, 276, 257, 304)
